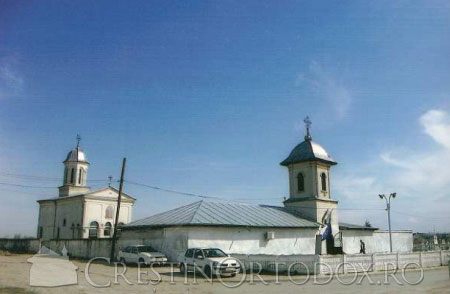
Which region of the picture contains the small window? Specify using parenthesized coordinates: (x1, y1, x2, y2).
(297, 173, 304, 192)
(185, 249, 194, 258)
(57, 227, 60, 239)
(38, 227, 43, 238)
(321, 173, 327, 191)
(70, 168, 75, 184)
(78, 169, 82, 184)
(63, 219, 66, 226)
(104, 222, 112, 236)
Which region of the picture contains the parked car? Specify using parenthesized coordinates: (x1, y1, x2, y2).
(118, 245, 167, 265)
(179, 248, 240, 277)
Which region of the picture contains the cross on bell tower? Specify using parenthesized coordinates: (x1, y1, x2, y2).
(304, 116, 312, 141)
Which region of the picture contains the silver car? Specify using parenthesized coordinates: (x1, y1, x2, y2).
(118, 245, 167, 265)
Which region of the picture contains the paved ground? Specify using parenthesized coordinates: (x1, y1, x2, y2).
(0, 254, 449, 294)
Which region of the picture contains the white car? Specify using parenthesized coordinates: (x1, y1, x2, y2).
(118, 245, 167, 265)
(179, 248, 240, 277)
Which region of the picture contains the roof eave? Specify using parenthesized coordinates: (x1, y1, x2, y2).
(280, 158, 337, 166)
(123, 223, 320, 230)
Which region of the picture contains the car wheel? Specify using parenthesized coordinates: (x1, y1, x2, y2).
(119, 257, 126, 264)
(230, 273, 236, 277)
(180, 263, 186, 274)
(204, 265, 212, 279)
(138, 258, 145, 265)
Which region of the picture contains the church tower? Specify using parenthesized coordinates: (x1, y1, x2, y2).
(281, 117, 340, 239)
(58, 135, 91, 197)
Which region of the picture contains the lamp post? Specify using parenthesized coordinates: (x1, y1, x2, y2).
(379, 193, 396, 253)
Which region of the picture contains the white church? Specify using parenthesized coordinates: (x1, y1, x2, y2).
(36, 124, 412, 260)
(120, 121, 413, 261)
(37, 140, 136, 240)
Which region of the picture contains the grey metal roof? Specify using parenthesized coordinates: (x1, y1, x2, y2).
(125, 200, 320, 229)
(339, 222, 378, 230)
(280, 139, 337, 166)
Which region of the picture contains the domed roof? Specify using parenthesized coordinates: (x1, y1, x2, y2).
(280, 138, 337, 166)
(64, 146, 89, 163)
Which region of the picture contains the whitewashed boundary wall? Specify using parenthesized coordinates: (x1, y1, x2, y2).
(234, 250, 449, 274)
(0, 238, 448, 275)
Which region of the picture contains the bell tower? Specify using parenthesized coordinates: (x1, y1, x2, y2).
(281, 117, 340, 244)
(58, 135, 91, 197)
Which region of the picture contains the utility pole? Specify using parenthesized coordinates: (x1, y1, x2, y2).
(110, 158, 126, 262)
(379, 192, 396, 253)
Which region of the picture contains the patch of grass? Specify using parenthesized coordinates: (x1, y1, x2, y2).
(0, 287, 36, 294)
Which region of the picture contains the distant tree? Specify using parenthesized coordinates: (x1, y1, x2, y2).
(364, 220, 372, 228)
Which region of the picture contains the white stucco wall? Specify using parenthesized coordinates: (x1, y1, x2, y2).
(38, 198, 84, 240)
(342, 229, 413, 253)
(38, 187, 135, 240)
(120, 227, 188, 261)
(121, 226, 319, 261)
(187, 226, 318, 255)
(81, 199, 133, 239)
(120, 227, 412, 261)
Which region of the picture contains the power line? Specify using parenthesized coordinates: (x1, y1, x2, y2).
(0, 172, 109, 182)
(391, 210, 450, 219)
(0, 182, 58, 189)
(0, 175, 447, 218)
(0, 182, 107, 190)
(125, 180, 220, 199)
(125, 180, 387, 209)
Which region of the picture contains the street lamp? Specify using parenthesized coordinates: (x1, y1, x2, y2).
(379, 193, 396, 253)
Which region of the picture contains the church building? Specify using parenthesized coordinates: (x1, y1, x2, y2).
(36, 139, 136, 240)
(120, 120, 413, 261)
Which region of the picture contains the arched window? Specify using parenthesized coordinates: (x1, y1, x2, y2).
(70, 168, 75, 184)
(89, 221, 99, 238)
(63, 219, 66, 227)
(63, 167, 68, 184)
(105, 206, 114, 219)
(104, 222, 112, 237)
(297, 173, 304, 192)
(78, 169, 82, 184)
(321, 173, 327, 191)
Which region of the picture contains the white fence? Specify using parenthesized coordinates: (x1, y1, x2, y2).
(234, 250, 450, 274)
(1, 238, 448, 275)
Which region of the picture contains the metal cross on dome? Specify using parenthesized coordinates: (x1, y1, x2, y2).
(304, 116, 312, 140)
(76, 134, 81, 147)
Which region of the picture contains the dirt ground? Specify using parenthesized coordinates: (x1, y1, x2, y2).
(0, 254, 449, 294)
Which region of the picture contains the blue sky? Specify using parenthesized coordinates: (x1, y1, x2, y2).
(0, 1, 449, 236)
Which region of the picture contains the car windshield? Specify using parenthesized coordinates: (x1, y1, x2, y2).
(203, 249, 227, 257)
(137, 246, 157, 253)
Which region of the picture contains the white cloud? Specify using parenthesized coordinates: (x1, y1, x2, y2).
(334, 109, 450, 232)
(296, 61, 352, 120)
(419, 110, 450, 148)
(0, 57, 24, 100)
